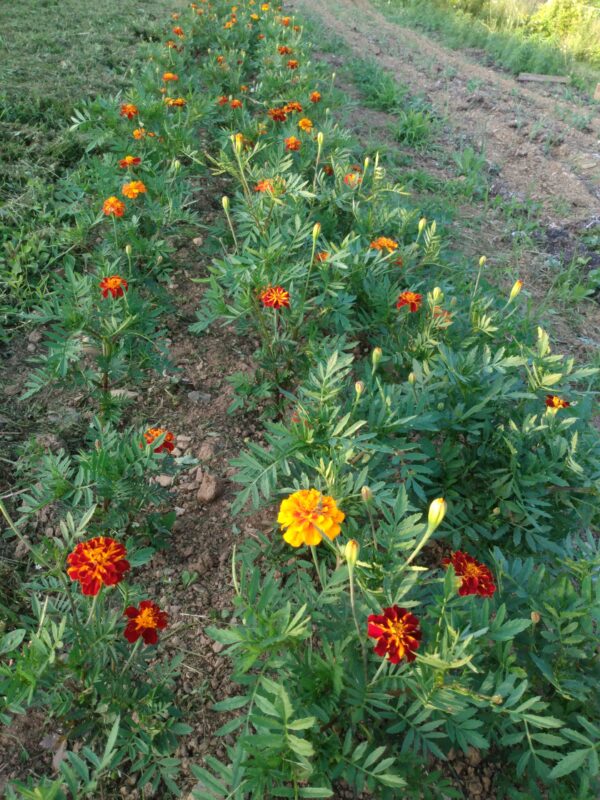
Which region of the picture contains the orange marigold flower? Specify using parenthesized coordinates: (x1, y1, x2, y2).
(278, 45, 292, 54)
(172, 26, 185, 36)
(240, 84, 249, 92)
(442, 551, 496, 597)
(261, 2, 270, 9)
(260, 285, 290, 309)
(165, 39, 178, 48)
(293, 24, 301, 31)
(287, 59, 299, 69)
(545, 394, 571, 412)
(284, 135, 301, 151)
(163, 72, 179, 82)
(132, 127, 146, 139)
(281, 15, 291, 25)
(370, 236, 399, 252)
(120, 103, 138, 119)
(310, 90, 321, 102)
(344, 172, 361, 188)
(316, 251, 329, 262)
(118, 155, 141, 169)
(283, 101, 303, 113)
(102, 196, 126, 217)
(396, 291, 423, 312)
(217, 95, 229, 105)
(255, 179, 274, 192)
(216, 55, 225, 64)
(122, 180, 147, 199)
(124, 600, 168, 645)
(143, 427, 176, 453)
(67, 537, 130, 596)
(165, 96, 187, 107)
(251, 12, 260, 20)
(298, 117, 313, 132)
(230, 98, 243, 109)
(278, 488, 345, 547)
(367, 605, 421, 663)
(258, 33, 265, 39)
(268, 107, 288, 122)
(100, 275, 128, 299)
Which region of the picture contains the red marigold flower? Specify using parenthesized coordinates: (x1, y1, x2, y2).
(281, 16, 291, 25)
(344, 172, 361, 188)
(217, 95, 229, 106)
(268, 107, 288, 122)
(278, 45, 293, 55)
(102, 196, 126, 217)
(163, 71, 179, 82)
(298, 117, 313, 132)
(255, 179, 274, 192)
(260, 286, 290, 309)
(310, 91, 321, 103)
(370, 236, 398, 252)
(120, 103, 138, 119)
(124, 601, 168, 645)
(442, 551, 496, 598)
(230, 98, 243, 109)
(165, 97, 186, 107)
(172, 25, 185, 37)
(284, 136, 301, 151)
(100, 275, 128, 299)
(293, 24, 301, 31)
(67, 537, 130, 596)
(396, 291, 422, 312)
(283, 101, 303, 113)
(323, 164, 334, 176)
(119, 155, 141, 169)
(367, 605, 421, 664)
(287, 59, 299, 69)
(545, 394, 570, 412)
(143, 427, 176, 453)
(122, 180, 147, 199)
(258, 33, 265, 39)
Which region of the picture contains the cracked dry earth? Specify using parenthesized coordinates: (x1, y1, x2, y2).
(292, 0, 600, 226)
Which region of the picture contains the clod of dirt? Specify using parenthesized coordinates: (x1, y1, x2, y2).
(196, 471, 220, 503)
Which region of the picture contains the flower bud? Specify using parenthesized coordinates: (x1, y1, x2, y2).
(508, 279, 523, 303)
(312, 222, 321, 241)
(355, 380, 364, 396)
(418, 218, 426, 234)
(408, 372, 416, 384)
(360, 486, 373, 503)
(233, 133, 243, 153)
(531, 611, 541, 624)
(125, 244, 132, 256)
(492, 506, 500, 515)
(172, 158, 181, 172)
(427, 498, 447, 533)
(344, 539, 359, 568)
(431, 286, 443, 304)
(317, 131, 324, 147)
(372, 347, 382, 367)
(479, 256, 487, 268)
(222, 196, 230, 211)
(491, 694, 503, 705)
(363, 156, 370, 172)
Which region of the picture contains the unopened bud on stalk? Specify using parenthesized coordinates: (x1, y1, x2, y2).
(317, 131, 324, 148)
(431, 286, 443, 304)
(408, 372, 416, 384)
(372, 347, 382, 368)
(125, 244, 132, 256)
(312, 222, 321, 241)
(531, 611, 541, 624)
(363, 156, 370, 172)
(355, 380, 365, 396)
(491, 694, 503, 705)
(508, 279, 523, 303)
(479, 256, 487, 267)
(426, 498, 447, 534)
(344, 539, 359, 568)
(418, 218, 427, 235)
(222, 196, 230, 211)
(172, 158, 181, 172)
(361, 486, 373, 503)
(233, 133, 243, 153)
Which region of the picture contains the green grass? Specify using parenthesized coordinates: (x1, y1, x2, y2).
(0, 0, 180, 200)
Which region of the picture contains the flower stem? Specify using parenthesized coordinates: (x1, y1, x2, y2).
(121, 637, 142, 677)
(349, 569, 368, 683)
(310, 545, 325, 592)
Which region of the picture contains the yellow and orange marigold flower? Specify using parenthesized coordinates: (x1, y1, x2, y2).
(278, 488, 345, 547)
(143, 427, 176, 453)
(367, 605, 421, 663)
(396, 291, 423, 312)
(287, 59, 299, 69)
(217, 95, 229, 106)
(255, 179, 274, 193)
(281, 15, 291, 25)
(278, 45, 293, 54)
(545, 394, 571, 413)
(67, 537, 130, 596)
(172, 25, 185, 36)
(216, 55, 225, 64)
(122, 180, 147, 199)
(310, 90, 321, 103)
(102, 196, 126, 217)
(268, 107, 288, 122)
(118, 155, 141, 169)
(284, 135, 301, 151)
(370, 236, 399, 253)
(230, 98, 243, 109)
(120, 103, 138, 119)
(165, 97, 187, 107)
(442, 551, 496, 598)
(124, 600, 168, 645)
(343, 172, 361, 188)
(315, 251, 329, 262)
(240, 84, 249, 92)
(163, 71, 179, 82)
(260, 285, 290, 309)
(298, 117, 313, 132)
(283, 101, 303, 113)
(100, 275, 128, 299)
(132, 127, 146, 139)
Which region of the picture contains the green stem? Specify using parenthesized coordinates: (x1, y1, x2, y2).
(310, 545, 325, 592)
(121, 637, 142, 677)
(349, 569, 368, 683)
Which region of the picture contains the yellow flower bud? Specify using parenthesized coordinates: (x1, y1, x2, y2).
(363, 156, 370, 171)
(372, 347, 382, 367)
(431, 286, 443, 304)
(344, 539, 359, 568)
(312, 222, 321, 240)
(418, 218, 426, 234)
(172, 158, 181, 172)
(531, 611, 541, 624)
(427, 498, 447, 533)
(355, 380, 364, 396)
(491, 694, 503, 705)
(232, 133, 243, 154)
(317, 131, 324, 147)
(408, 372, 416, 384)
(360, 486, 373, 503)
(222, 196, 230, 211)
(508, 279, 523, 303)
(479, 256, 487, 267)
(125, 244, 132, 256)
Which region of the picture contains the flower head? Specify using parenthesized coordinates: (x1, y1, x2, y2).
(287, 59, 299, 69)
(230, 98, 243, 109)
(120, 103, 138, 119)
(124, 601, 168, 645)
(102, 196, 126, 217)
(370, 236, 398, 252)
(268, 107, 288, 122)
(315, 251, 329, 262)
(298, 117, 313, 132)
(143, 427, 176, 453)
(255, 179, 274, 193)
(442, 551, 496, 598)
(165, 97, 186, 107)
(163, 72, 179, 82)
(278, 45, 293, 55)
(344, 172, 361, 188)
(281, 16, 291, 25)
(172, 25, 185, 37)
(367, 605, 421, 663)
(260, 285, 290, 309)
(119, 155, 141, 169)
(509, 279, 523, 302)
(310, 91, 321, 103)
(396, 291, 423, 312)
(217, 95, 229, 106)
(278, 488, 345, 547)
(67, 537, 130, 596)
(100, 275, 128, 299)
(132, 127, 147, 139)
(283, 101, 303, 113)
(122, 180, 147, 199)
(545, 395, 570, 413)
(285, 136, 301, 151)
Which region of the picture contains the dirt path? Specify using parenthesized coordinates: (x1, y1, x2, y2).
(291, 0, 600, 226)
